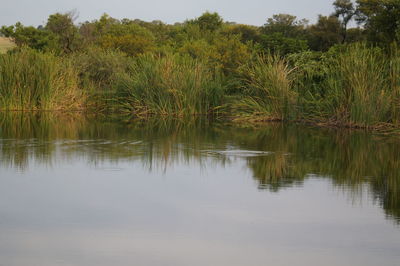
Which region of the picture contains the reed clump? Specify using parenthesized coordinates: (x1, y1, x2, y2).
(321, 44, 391, 127)
(115, 53, 225, 116)
(389, 44, 400, 125)
(0, 48, 84, 110)
(231, 54, 297, 121)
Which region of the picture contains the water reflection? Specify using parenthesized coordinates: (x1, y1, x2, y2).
(0, 112, 399, 223)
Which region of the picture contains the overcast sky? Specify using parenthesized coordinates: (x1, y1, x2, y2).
(1, 0, 336, 27)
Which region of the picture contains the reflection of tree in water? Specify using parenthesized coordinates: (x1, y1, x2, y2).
(237, 124, 400, 224)
(0, 112, 399, 223)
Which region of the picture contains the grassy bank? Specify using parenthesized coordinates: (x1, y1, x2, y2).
(1, 44, 400, 131)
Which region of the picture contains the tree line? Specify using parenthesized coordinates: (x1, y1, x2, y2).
(1, 0, 399, 55)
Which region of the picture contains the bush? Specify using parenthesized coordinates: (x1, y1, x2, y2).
(71, 46, 130, 91)
(98, 23, 156, 56)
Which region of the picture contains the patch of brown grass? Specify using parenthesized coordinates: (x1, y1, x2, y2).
(0, 37, 16, 53)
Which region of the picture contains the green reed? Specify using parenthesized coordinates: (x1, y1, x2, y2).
(320, 44, 392, 127)
(389, 44, 400, 125)
(0, 48, 83, 110)
(232, 54, 297, 121)
(115, 53, 225, 116)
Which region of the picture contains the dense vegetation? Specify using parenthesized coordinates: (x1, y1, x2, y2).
(1, 0, 400, 129)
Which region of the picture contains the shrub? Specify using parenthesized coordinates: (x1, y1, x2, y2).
(71, 46, 130, 91)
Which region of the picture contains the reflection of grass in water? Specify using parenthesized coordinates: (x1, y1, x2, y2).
(0, 112, 399, 223)
(248, 153, 303, 192)
(0, 112, 87, 169)
(0, 113, 231, 171)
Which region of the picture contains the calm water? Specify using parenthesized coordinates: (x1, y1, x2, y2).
(0, 113, 399, 266)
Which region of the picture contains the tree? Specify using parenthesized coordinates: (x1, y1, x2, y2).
(261, 14, 308, 38)
(260, 14, 309, 54)
(98, 23, 156, 56)
(356, 0, 400, 44)
(0, 22, 58, 51)
(222, 24, 261, 43)
(333, 0, 356, 42)
(308, 15, 342, 51)
(192, 12, 223, 32)
(46, 11, 80, 52)
(95, 13, 119, 34)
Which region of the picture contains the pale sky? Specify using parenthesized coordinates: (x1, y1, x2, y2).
(1, 0, 336, 27)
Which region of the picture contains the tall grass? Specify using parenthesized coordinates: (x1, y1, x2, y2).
(115, 53, 224, 116)
(232, 54, 297, 121)
(2, 44, 400, 130)
(0, 48, 83, 110)
(321, 44, 391, 127)
(389, 44, 400, 125)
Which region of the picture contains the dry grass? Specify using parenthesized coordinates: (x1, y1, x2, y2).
(0, 37, 16, 54)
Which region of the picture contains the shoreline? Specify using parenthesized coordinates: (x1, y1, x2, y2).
(1, 110, 399, 134)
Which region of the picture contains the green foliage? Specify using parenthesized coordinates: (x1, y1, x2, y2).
(287, 51, 327, 117)
(260, 14, 309, 54)
(308, 15, 342, 51)
(0, 48, 83, 110)
(46, 11, 80, 53)
(71, 46, 130, 91)
(260, 32, 308, 55)
(222, 24, 261, 43)
(0, 23, 59, 52)
(212, 35, 252, 74)
(333, 0, 356, 42)
(132, 19, 174, 46)
(179, 34, 251, 76)
(191, 12, 223, 32)
(261, 14, 308, 37)
(98, 23, 156, 56)
(356, 0, 400, 44)
(179, 39, 217, 61)
(115, 53, 225, 116)
(345, 27, 366, 43)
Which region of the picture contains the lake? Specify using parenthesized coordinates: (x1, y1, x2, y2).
(0, 113, 399, 266)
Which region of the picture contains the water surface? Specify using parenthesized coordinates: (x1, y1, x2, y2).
(0, 113, 399, 266)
